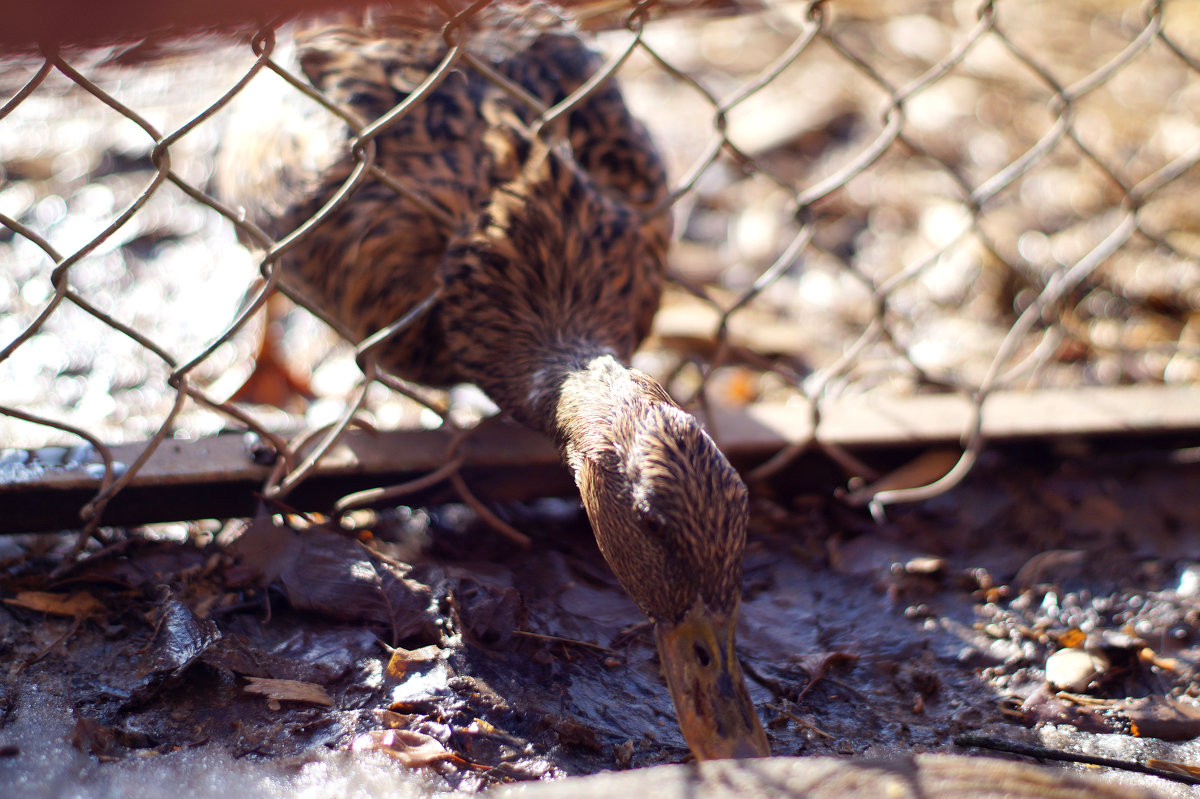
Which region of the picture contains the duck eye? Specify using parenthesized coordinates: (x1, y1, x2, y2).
(644, 517, 666, 539)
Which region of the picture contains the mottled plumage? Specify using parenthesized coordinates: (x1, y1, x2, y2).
(220, 4, 768, 760)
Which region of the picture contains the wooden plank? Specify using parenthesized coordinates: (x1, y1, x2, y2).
(711, 384, 1200, 448)
(490, 753, 1164, 799)
(1, 384, 1198, 533)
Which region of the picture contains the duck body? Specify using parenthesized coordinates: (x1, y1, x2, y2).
(227, 8, 669, 431)
(220, 3, 769, 760)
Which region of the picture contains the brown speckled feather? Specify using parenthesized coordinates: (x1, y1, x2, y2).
(229, 8, 670, 413)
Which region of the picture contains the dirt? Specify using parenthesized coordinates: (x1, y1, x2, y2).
(1, 446, 1199, 796)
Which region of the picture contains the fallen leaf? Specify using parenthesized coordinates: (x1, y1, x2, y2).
(147, 600, 221, 675)
(1056, 628, 1087, 649)
(1071, 493, 1125, 534)
(386, 644, 442, 679)
(243, 677, 334, 707)
(233, 518, 438, 644)
(226, 509, 302, 585)
(378, 710, 416, 729)
(71, 716, 121, 761)
(4, 590, 101, 617)
(1147, 759, 1200, 778)
(547, 715, 604, 752)
(452, 574, 524, 648)
(842, 449, 960, 506)
(350, 729, 468, 768)
(794, 651, 859, 701)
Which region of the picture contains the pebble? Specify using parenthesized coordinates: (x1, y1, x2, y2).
(1044, 647, 1110, 692)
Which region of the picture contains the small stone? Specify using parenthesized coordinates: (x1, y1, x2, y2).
(904, 556, 946, 575)
(1045, 647, 1110, 692)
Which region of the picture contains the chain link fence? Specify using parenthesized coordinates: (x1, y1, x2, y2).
(1, 0, 1198, 542)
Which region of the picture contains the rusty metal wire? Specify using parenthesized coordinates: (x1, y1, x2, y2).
(1, 0, 1198, 540)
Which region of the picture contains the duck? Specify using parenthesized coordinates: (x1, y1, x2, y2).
(217, 2, 770, 761)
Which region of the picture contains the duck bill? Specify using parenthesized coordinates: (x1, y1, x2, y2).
(654, 600, 770, 760)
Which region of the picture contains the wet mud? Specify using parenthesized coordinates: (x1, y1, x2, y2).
(2, 447, 1199, 796)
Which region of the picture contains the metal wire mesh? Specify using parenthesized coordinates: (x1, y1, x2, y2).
(1, 0, 1198, 539)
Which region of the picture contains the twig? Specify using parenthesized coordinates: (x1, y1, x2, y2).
(954, 733, 1200, 787)
(741, 658, 792, 698)
(447, 469, 532, 547)
(512, 629, 617, 654)
(766, 702, 834, 739)
(21, 616, 86, 670)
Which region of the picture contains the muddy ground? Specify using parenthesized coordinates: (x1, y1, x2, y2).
(2, 444, 1200, 796)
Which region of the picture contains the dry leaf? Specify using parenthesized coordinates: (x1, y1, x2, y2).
(147, 600, 221, 675)
(843, 449, 960, 506)
(386, 644, 442, 679)
(4, 590, 102, 617)
(243, 677, 333, 707)
(1147, 758, 1200, 778)
(350, 729, 466, 768)
(1056, 628, 1087, 649)
(1072, 494, 1125, 533)
(378, 710, 416, 729)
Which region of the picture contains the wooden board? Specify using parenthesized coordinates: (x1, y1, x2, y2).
(2, 384, 1198, 533)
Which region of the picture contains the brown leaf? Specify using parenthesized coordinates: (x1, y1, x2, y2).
(350, 729, 467, 768)
(1147, 759, 1200, 778)
(4, 590, 101, 618)
(1056, 628, 1087, 649)
(452, 574, 524, 648)
(226, 510, 303, 585)
(70, 716, 121, 760)
(266, 524, 436, 644)
(842, 449, 960, 505)
(147, 599, 221, 675)
(1071, 493, 1125, 534)
(385, 644, 442, 679)
(243, 677, 333, 707)
(378, 710, 416, 729)
(228, 511, 439, 644)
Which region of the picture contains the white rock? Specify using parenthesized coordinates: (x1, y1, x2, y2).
(1045, 648, 1110, 692)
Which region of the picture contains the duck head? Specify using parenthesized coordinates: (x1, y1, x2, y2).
(556, 355, 770, 760)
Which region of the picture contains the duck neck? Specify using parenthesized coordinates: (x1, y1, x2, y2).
(548, 352, 669, 474)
